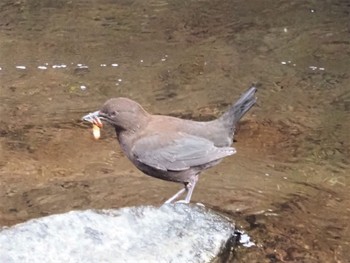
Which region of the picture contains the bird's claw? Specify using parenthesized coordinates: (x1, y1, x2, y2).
(175, 200, 189, 204)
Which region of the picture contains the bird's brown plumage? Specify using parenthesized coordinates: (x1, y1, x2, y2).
(83, 87, 257, 203)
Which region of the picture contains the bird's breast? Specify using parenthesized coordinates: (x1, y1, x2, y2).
(116, 132, 135, 159)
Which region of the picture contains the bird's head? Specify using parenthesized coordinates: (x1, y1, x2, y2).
(82, 97, 149, 132)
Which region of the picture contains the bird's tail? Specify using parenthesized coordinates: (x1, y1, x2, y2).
(218, 86, 257, 133)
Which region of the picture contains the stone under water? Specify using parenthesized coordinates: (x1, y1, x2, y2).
(0, 204, 236, 263)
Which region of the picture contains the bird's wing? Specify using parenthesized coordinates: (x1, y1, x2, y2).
(132, 132, 236, 171)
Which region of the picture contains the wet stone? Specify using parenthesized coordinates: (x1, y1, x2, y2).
(0, 204, 236, 263)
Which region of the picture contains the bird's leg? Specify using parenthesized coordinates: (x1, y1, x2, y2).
(164, 175, 199, 204)
(183, 174, 198, 203)
(164, 187, 187, 204)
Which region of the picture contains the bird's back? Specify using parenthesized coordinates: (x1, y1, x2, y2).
(146, 116, 232, 147)
(144, 87, 257, 147)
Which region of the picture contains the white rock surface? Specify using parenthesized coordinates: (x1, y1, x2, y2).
(0, 204, 235, 263)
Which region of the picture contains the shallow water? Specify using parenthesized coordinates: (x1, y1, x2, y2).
(0, 0, 349, 262)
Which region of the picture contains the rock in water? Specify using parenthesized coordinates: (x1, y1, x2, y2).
(0, 204, 235, 263)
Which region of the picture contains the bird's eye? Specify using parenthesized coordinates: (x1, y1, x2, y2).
(110, 111, 117, 116)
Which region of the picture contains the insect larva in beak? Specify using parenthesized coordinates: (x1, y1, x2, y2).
(92, 124, 101, 140)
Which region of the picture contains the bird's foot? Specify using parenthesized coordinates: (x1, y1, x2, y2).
(175, 200, 189, 204)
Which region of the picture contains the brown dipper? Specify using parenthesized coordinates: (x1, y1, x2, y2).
(83, 87, 257, 203)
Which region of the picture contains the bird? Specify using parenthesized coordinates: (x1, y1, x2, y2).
(82, 86, 257, 203)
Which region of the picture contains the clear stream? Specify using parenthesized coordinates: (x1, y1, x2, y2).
(0, 0, 349, 262)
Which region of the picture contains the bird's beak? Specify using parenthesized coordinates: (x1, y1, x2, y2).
(82, 111, 103, 128)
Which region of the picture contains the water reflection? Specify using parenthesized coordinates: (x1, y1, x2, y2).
(0, 0, 349, 262)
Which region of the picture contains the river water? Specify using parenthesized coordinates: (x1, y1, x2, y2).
(0, 0, 349, 262)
